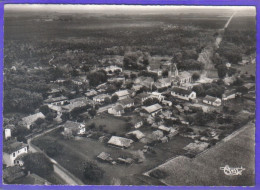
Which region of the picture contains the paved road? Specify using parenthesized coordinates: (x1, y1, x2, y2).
(28, 124, 85, 185)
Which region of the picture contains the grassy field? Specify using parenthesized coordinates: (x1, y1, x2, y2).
(32, 129, 193, 185)
(85, 114, 128, 136)
(147, 122, 255, 186)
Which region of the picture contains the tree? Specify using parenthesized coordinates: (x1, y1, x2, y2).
(236, 86, 248, 94)
(111, 95, 119, 103)
(217, 65, 227, 79)
(192, 72, 200, 81)
(39, 105, 51, 115)
(71, 69, 79, 77)
(23, 153, 54, 177)
(88, 109, 97, 117)
(192, 85, 205, 97)
(46, 112, 57, 121)
(83, 161, 104, 181)
(104, 97, 111, 105)
(81, 65, 90, 74)
(233, 77, 244, 86)
(143, 98, 159, 106)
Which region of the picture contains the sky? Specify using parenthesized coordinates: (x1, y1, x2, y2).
(4, 4, 256, 15)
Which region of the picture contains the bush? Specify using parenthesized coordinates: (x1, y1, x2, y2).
(149, 169, 168, 179)
(83, 161, 104, 181)
(23, 153, 54, 177)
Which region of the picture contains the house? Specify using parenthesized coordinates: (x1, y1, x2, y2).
(117, 157, 134, 165)
(108, 136, 134, 148)
(189, 104, 210, 113)
(158, 78, 172, 88)
(142, 104, 163, 116)
(107, 77, 126, 84)
(171, 87, 196, 101)
(62, 97, 90, 113)
(132, 84, 143, 92)
(72, 76, 89, 86)
(203, 95, 222, 107)
(3, 141, 29, 167)
(134, 92, 150, 105)
(158, 125, 171, 132)
(113, 90, 130, 100)
(93, 94, 111, 103)
(47, 88, 61, 97)
(108, 105, 124, 116)
(104, 65, 122, 73)
(149, 92, 165, 102)
(97, 152, 113, 162)
(62, 121, 86, 136)
(21, 112, 45, 129)
(130, 115, 144, 128)
(3, 166, 26, 184)
(135, 76, 154, 89)
(162, 100, 172, 106)
(85, 90, 98, 97)
(176, 71, 192, 84)
(222, 89, 237, 101)
(147, 68, 162, 76)
(118, 98, 134, 108)
(4, 128, 11, 140)
(44, 96, 68, 106)
(243, 83, 255, 91)
(126, 130, 145, 140)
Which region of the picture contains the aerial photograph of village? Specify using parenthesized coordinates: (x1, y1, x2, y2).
(2, 5, 256, 186)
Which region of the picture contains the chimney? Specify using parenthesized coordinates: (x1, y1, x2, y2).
(27, 171, 31, 176)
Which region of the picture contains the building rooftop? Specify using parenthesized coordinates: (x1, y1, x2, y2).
(3, 141, 28, 154)
(172, 87, 192, 96)
(114, 90, 130, 97)
(143, 104, 162, 113)
(108, 136, 134, 148)
(119, 98, 134, 106)
(44, 96, 67, 104)
(204, 95, 219, 102)
(112, 104, 124, 112)
(62, 121, 83, 129)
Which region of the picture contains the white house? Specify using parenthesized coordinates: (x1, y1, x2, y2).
(203, 95, 222, 107)
(44, 96, 68, 106)
(113, 90, 130, 100)
(177, 71, 192, 84)
(93, 94, 111, 103)
(222, 89, 236, 101)
(118, 98, 135, 108)
(142, 104, 163, 116)
(149, 92, 165, 102)
(108, 105, 124, 116)
(21, 112, 46, 129)
(4, 128, 11, 140)
(108, 136, 134, 148)
(171, 87, 196, 101)
(104, 65, 122, 73)
(3, 141, 29, 167)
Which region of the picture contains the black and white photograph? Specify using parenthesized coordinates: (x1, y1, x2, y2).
(2, 4, 256, 186)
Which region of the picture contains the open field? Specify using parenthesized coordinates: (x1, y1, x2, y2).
(146, 122, 255, 186)
(32, 129, 193, 185)
(85, 114, 128, 136)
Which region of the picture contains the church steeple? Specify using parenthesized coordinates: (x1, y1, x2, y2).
(168, 62, 178, 77)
